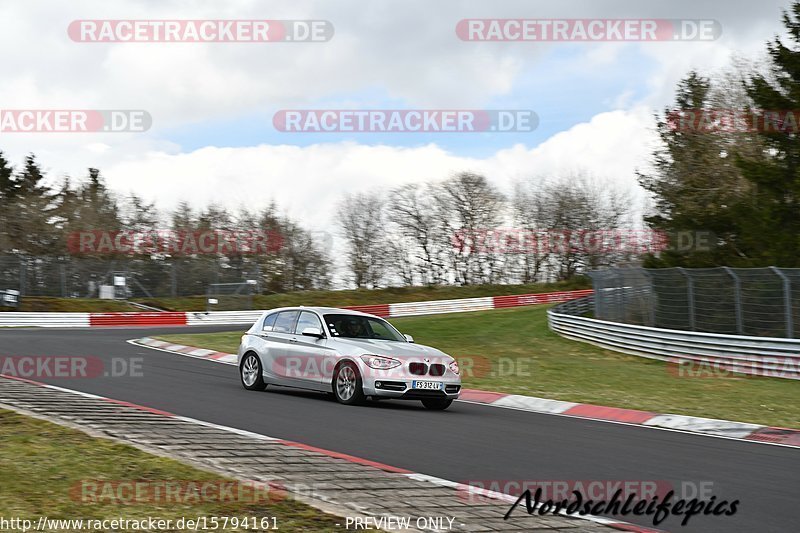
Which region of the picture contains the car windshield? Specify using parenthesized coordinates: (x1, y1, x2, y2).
(323, 314, 406, 341)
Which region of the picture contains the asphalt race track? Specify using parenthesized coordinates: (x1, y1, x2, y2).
(1, 326, 797, 533)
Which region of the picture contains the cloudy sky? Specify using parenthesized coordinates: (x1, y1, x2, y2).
(0, 0, 792, 232)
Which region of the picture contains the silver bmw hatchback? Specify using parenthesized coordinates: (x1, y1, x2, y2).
(237, 307, 461, 410)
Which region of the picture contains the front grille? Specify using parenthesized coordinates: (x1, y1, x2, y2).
(429, 364, 445, 376)
(409, 362, 428, 375)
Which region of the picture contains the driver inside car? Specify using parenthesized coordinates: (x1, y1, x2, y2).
(341, 318, 367, 338)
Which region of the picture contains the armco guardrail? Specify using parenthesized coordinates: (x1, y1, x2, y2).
(548, 296, 800, 380)
(186, 310, 263, 326)
(0, 312, 90, 328)
(388, 296, 494, 317)
(0, 289, 592, 328)
(179, 289, 595, 324)
(90, 312, 189, 327)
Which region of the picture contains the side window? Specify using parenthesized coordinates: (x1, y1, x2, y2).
(294, 311, 323, 334)
(366, 319, 395, 340)
(262, 313, 278, 331)
(272, 311, 299, 334)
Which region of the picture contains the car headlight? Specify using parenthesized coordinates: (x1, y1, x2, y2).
(360, 355, 401, 370)
(448, 360, 460, 375)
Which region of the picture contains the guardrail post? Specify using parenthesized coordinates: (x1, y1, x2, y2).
(770, 266, 794, 338)
(723, 267, 744, 335)
(676, 268, 695, 331)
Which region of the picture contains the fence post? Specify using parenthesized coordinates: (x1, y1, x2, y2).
(615, 269, 624, 322)
(587, 272, 602, 319)
(641, 269, 655, 327)
(60, 262, 67, 297)
(171, 263, 177, 297)
(723, 267, 744, 335)
(18, 257, 26, 297)
(677, 268, 695, 331)
(770, 266, 793, 338)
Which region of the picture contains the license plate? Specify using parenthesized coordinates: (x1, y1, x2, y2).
(412, 380, 442, 390)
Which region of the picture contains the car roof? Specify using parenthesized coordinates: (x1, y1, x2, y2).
(259, 306, 381, 319)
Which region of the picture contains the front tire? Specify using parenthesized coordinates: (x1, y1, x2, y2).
(240, 353, 267, 391)
(422, 398, 453, 410)
(332, 362, 365, 405)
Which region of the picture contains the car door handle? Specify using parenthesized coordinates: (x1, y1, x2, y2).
(289, 337, 299, 343)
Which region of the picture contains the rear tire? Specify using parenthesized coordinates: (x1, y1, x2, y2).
(332, 362, 365, 405)
(240, 353, 267, 391)
(422, 398, 453, 410)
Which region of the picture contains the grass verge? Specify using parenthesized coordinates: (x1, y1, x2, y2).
(1, 297, 136, 313)
(0, 409, 345, 532)
(156, 306, 799, 428)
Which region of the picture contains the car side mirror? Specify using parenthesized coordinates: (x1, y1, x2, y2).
(302, 327, 324, 338)
(404, 334, 414, 343)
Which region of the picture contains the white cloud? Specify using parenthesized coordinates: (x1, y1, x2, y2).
(0, 0, 788, 231)
(0, 0, 789, 125)
(88, 108, 658, 229)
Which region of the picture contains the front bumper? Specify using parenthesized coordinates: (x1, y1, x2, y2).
(361, 374, 461, 400)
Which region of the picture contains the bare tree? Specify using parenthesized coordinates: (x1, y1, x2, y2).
(386, 183, 446, 286)
(511, 180, 554, 283)
(336, 192, 387, 288)
(434, 172, 506, 285)
(542, 174, 630, 280)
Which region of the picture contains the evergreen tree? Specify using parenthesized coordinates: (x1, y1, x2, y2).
(733, 1, 800, 266)
(0, 151, 16, 251)
(0, 151, 15, 203)
(10, 154, 56, 255)
(640, 70, 761, 267)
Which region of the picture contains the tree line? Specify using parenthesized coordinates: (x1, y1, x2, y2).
(0, 151, 636, 294)
(0, 154, 330, 296)
(335, 171, 636, 288)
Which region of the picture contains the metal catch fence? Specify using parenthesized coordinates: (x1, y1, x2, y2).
(0, 255, 263, 299)
(590, 267, 800, 338)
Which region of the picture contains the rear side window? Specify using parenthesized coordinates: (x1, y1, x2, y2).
(294, 311, 323, 334)
(272, 311, 299, 333)
(262, 313, 278, 331)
